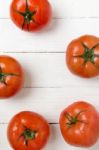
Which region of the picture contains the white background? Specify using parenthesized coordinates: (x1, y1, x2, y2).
(0, 0, 99, 149)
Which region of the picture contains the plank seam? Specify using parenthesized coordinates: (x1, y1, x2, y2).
(0, 51, 65, 54)
(0, 122, 59, 125)
(1, 17, 99, 20)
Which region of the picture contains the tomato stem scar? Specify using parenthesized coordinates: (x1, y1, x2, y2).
(65, 110, 87, 128)
(18, 126, 37, 146)
(14, 0, 39, 30)
(73, 43, 99, 65)
(0, 67, 19, 86)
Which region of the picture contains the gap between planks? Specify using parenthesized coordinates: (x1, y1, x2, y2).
(0, 122, 59, 125)
(1, 16, 99, 20)
(0, 51, 65, 54)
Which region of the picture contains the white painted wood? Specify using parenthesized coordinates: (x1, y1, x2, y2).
(1, 19, 99, 52)
(0, 53, 98, 88)
(0, 53, 98, 145)
(1, 124, 99, 150)
(0, 87, 99, 123)
(0, 0, 99, 149)
(1, 0, 99, 18)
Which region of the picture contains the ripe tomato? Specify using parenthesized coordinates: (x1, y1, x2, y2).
(10, 0, 52, 31)
(66, 35, 99, 78)
(59, 101, 99, 148)
(7, 111, 50, 150)
(0, 55, 23, 98)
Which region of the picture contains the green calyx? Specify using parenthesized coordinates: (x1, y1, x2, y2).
(19, 126, 37, 146)
(0, 67, 18, 86)
(65, 110, 87, 128)
(74, 43, 99, 65)
(15, 0, 38, 30)
(23, 128, 36, 141)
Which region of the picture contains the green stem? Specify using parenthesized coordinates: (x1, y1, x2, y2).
(73, 42, 99, 65)
(14, 0, 38, 30)
(18, 126, 37, 146)
(26, 0, 29, 11)
(65, 110, 87, 128)
(0, 71, 19, 86)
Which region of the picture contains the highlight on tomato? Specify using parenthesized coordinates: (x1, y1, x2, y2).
(10, 0, 52, 32)
(59, 101, 99, 148)
(7, 111, 50, 150)
(0, 55, 24, 98)
(66, 35, 99, 78)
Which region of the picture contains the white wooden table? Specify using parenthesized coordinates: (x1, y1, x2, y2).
(0, 0, 99, 149)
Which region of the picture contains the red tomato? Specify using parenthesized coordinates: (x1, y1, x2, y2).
(0, 55, 23, 98)
(7, 111, 50, 150)
(66, 35, 99, 78)
(59, 101, 99, 148)
(10, 0, 52, 31)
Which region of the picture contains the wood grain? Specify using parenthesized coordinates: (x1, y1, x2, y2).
(0, 0, 99, 149)
(0, 19, 99, 52)
(1, 0, 99, 18)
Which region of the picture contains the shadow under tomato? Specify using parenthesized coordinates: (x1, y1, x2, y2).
(47, 124, 59, 148)
(21, 17, 61, 35)
(11, 68, 35, 101)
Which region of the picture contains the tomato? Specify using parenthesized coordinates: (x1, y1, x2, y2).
(59, 101, 99, 148)
(7, 111, 50, 150)
(66, 35, 99, 78)
(10, 0, 52, 31)
(0, 55, 23, 98)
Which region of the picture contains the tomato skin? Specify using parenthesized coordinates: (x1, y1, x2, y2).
(0, 55, 23, 98)
(7, 111, 50, 150)
(66, 35, 99, 78)
(59, 101, 99, 148)
(10, 0, 52, 31)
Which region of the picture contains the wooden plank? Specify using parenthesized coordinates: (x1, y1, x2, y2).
(0, 19, 99, 52)
(0, 53, 98, 88)
(0, 124, 99, 150)
(1, 0, 99, 149)
(0, 87, 99, 123)
(0, 53, 98, 123)
(1, 0, 99, 18)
